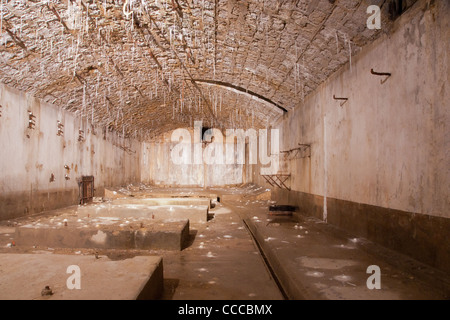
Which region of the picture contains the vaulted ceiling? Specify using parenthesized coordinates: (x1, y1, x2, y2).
(0, 0, 406, 140)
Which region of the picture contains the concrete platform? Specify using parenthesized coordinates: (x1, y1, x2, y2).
(111, 197, 212, 208)
(227, 200, 450, 300)
(0, 253, 163, 300)
(104, 187, 218, 202)
(103, 184, 270, 204)
(77, 202, 209, 224)
(15, 217, 190, 251)
(220, 190, 271, 202)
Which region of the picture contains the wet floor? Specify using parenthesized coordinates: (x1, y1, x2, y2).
(0, 196, 284, 300)
(0, 186, 448, 300)
(227, 199, 450, 300)
(159, 202, 283, 300)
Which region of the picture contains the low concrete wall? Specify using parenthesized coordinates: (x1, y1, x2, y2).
(272, 188, 450, 273)
(0, 189, 78, 221)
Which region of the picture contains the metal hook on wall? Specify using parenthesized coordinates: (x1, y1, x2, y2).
(57, 120, 64, 136)
(371, 69, 392, 84)
(78, 129, 85, 142)
(333, 95, 348, 107)
(28, 111, 36, 129)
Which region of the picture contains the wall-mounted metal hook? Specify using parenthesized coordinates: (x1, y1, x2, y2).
(28, 111, 36, 129)
(333, 95, 348, 107)
(78, 129, 85, 142)
(57, 120, 64, 136)
(371, 68, 391, 84)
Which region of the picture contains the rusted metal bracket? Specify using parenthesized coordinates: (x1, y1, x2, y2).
(371, 69, 392, 84)
(28, 111, 36, 129)
(281, 143, 311, 159)
(57, 121, 64, 136)
(78, 129, 85, 142)
(261, 174, 291, 191)
(333, 95, 348, 107)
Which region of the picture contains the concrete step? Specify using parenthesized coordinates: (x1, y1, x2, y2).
(0, 253, 163, 300)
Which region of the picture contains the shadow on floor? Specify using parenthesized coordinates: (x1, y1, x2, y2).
(160, 278, 180, 300)
(182, 229, 198, 250)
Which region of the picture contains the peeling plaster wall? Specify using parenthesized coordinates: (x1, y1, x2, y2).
(253, 0, 449, 271)
(0, 84, 140, 220)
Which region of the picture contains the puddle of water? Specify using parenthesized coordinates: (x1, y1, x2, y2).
(306, 271, 325, 278)
(334, 274, 353, 283)
(296, 257, 358, 270)
(334, 244, 357, 250)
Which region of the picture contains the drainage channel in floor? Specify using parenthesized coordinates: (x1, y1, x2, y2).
(242, 219, 291, 300)
(227, 199, 450, 300)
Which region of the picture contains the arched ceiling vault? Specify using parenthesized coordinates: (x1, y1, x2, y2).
(0, 0, 407, 141)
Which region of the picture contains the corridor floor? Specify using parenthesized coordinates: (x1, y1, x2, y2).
(0, 186, 448, 300)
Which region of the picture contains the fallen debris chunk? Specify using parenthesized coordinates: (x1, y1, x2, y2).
(41, 286, 53, 296)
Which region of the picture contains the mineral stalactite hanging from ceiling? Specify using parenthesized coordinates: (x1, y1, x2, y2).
(0, 0, 395, 140)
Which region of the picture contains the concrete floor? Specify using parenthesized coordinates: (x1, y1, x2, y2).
(227, 200, 450, 300)
(0, 185, 448, 300)
(159, 203, 283, 300)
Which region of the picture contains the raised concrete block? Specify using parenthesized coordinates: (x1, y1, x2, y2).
(135, 223, 191, 251)
(0, 254, 163, 300)
(112, 197, 212, 208)
(15, 219, 190, 251)
(77, 203, 209, 223)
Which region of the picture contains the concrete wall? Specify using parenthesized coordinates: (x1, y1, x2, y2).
(0, 84, 140, 220)
(140, 129, 245, 187)
(253, 0, 449, 271)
